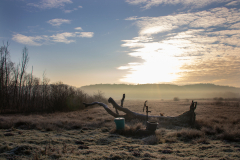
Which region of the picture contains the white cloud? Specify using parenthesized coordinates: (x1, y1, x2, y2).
(226, 0, 240, 6)
(230, 22, 240, 28)
(126, 0, 230, 9)
(47, 18, 71, 26)
(50, 32, 76, 43)
(206, 30, 240, 47)
(121, 36, 153, 48)
(126, 7, 240, 37)
(125, 16, 141, 21)
(178, 55, 240, 87)
(126, 0, 147, 5)
(75, 27, 83, 30)
(63, 8, 78, 13)
(28, 0, 72, 9)
(78, 32, 94, 38)
(12, 32, 94, 46)
(127, 14, 197, 36)
(64, 10, 72, 13)
(28, 0, 81, 13)
(12, 34, 46, 46)
(63, 5, 82, 13)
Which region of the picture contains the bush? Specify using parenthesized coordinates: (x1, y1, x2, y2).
(143, 135, 159, 145)
(218, 129, 240, 141)
(175, 128, 204, 141)
(173, 97, 179, 101)
(110, 122, 144, 136)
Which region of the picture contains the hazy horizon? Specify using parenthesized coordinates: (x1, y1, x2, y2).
(80, 82, 240, 88)
(81, 83, 240, 100)
(1, 0, 240, 88)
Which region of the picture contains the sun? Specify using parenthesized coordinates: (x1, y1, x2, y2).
(119, 53, 182, 84)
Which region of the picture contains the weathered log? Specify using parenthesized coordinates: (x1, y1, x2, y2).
(83, 97, 197, 126)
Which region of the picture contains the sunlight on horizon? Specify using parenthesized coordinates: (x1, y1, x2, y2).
(119, 33, 192, 84)
(118, 52, 183, 84)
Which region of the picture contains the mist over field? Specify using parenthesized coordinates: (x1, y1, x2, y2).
(81, 83, 240, 100)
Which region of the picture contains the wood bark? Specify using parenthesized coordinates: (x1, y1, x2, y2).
(83, 96, 197, 126)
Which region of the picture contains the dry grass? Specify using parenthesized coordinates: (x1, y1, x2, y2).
(0, 106, 114, 131)
(194, 100, 240, 142)
(175, 128, 205, 141)
(0, 99, 240, 159)
(142, 135, 160, 145)
(110, 122, 144, 136)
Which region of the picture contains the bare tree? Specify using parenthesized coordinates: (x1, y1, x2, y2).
(18, 47, 29, 111)
(41, 70, 50, 110)
(0, 42, 13, 112)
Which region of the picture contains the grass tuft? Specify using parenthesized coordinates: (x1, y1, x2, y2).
(175, 128, 204, 141)
(217, 129, 240, 141)
(110, 122, 144, 137)
(143, 135, 160, 145)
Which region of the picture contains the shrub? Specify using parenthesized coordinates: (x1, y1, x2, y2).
(164, 137, 177, 143)
(173, 97, 179, 101)
(217, 129, 240, 141)
(143, 135, 159, 145)
(110, 122, 144, 137)
(201, 127, 216, 135)
(175, 128, 204, 141)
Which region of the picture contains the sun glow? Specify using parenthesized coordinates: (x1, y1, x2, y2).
(119, 34, 191, 84)
(118, 52, 182, 84)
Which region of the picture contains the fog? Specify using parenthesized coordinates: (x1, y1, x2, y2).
(81, 84, 240, 100)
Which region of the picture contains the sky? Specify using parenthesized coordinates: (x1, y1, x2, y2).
(1, 0, 240, 88)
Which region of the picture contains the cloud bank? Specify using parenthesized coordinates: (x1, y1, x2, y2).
(12, 32, 94, 46)
(119, 7, 240, 87)
(47, 18, 71, 26)
(28, 0, 72, 9)
(28, 0, 82, 13)
(74, 27, 83, 30)
(126, 0, 233, 9)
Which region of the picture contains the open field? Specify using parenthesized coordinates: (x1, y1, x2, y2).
(0, 99, 240, 159)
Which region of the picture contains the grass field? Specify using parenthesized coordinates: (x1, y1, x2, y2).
(0, 98, 240, 159)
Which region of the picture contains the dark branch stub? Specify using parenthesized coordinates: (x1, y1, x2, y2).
(143, 100, 147, 112)
(114, 93, 126, 115)
(121, 94, 125, 107)
(189, 100, 197, 126)
(190, 100, 197, 112)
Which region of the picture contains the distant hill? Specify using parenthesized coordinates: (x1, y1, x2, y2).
(80, 84, 240, 100)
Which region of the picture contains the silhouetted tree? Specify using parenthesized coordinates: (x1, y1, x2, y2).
(0, 43, 107, 114)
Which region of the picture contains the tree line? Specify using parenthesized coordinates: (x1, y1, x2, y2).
(0, 43, 107, 114)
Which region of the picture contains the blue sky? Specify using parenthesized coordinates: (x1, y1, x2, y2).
(1, 0, 240, 87)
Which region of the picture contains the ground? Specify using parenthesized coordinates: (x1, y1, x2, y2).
(0, 99, 240, 159)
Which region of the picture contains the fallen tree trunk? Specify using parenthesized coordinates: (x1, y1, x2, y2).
(83, 96, 197, 126)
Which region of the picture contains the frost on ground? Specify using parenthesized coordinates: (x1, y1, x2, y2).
(0, 99, 240, 159)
